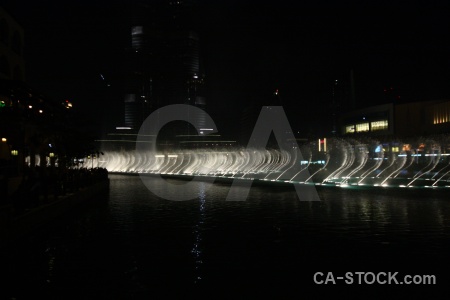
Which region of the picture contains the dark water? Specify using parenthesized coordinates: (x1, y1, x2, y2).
(3, 175, 450, 298)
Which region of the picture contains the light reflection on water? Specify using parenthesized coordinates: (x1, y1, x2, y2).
(192, 182, 206, 283)
(3, 174, 450, 297)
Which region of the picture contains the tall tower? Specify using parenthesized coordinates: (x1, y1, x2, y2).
(122, 0, 206, 132)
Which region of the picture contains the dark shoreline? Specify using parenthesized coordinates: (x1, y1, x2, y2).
(0, 179, 110, 245)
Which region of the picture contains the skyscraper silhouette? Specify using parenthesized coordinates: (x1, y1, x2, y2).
(122, 0, 206, 131)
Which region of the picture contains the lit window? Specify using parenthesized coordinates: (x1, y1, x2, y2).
(346, 125, 355, 133)
(392, 147, 400, 152)
(355, 123, 369, 132)
(371, 120, 388, 131)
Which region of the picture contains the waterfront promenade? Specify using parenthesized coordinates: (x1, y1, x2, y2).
(0, 168, 109, 243)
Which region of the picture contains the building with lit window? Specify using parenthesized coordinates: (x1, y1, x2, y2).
(340, 99, 450, 137)
(340, 103, 394, 136)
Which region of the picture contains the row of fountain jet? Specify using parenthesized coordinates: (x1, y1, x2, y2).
(83, 137, 450, 187)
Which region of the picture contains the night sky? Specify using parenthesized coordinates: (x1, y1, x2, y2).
(3, 0, 450, 138)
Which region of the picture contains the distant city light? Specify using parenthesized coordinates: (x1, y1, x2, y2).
(116, 127, 132, 130)
(39, 109, 43, 113)
(1, 138, 6, 142)
(63, 100, 73, 109)
(28, 105, 32, 109)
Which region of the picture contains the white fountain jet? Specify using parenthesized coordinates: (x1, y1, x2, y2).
(407, 141, 441, 187)
(341, 143, 368, 185)
(357, 144, 384, 185)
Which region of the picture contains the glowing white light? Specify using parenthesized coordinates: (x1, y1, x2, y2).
(84, 137, 450, 190)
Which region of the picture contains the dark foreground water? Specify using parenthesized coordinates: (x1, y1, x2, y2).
(2, 174, 450, 298)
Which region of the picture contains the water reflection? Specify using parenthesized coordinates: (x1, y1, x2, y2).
(3, 174, 450, 297)
(192, 182, 206, 283)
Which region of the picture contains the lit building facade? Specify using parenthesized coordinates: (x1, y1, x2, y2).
(340, 103, 394, 136)
(340, 100, 450, 137)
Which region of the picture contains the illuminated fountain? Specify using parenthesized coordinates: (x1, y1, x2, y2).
(78, 137, 450, 188)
